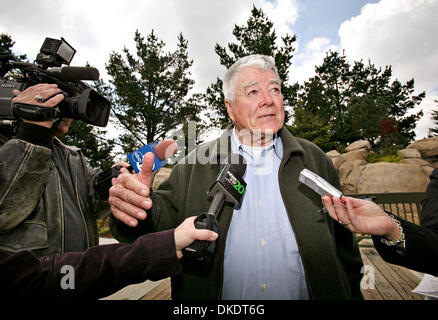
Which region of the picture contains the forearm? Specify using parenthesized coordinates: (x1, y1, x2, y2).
(0, 229, 182, 299)
(373, 219, 438, 276)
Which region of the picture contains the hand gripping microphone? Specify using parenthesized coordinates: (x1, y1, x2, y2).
(182, 154, 247, 262)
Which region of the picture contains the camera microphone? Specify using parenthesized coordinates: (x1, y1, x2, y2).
(182, 154, 247, 262)
(46, 66, 100, 81)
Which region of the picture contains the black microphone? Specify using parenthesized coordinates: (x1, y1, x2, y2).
(182, 154, 247, 262)
(46, 66, 100, 81)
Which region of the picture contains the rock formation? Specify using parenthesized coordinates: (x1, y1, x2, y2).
(326, 137, 437, 194)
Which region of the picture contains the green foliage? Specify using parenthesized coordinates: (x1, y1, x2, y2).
(428, 100, 438, 137)
(97, 217, 111, 237)
(291, 50, 424, 152)
(106, 30, 203, 155)
(0, 33, 26, 60)
(204, 6, 298, 129)
(287, 104, 336, 152)
(0, 33, 27, 80)
(366, 152, 402, 164)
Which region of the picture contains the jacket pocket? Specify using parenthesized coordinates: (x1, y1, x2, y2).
(0, 221, 48, 252)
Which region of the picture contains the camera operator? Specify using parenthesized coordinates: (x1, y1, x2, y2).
(0, 83, 115, 256)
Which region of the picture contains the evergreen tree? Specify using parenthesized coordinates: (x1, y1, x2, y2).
(105, 30, 202, 155)
(0, 33, 26, 60)
(0, 33, 27, 80)
(428, 100, 438, 137)
(204, 6, 298, 129)
(293, 50, 424, 152)
(287, 103, 335, 151)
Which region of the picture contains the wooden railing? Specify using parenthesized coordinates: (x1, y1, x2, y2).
(347, 192, 425, 243)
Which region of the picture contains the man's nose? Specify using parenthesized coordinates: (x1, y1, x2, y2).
(259, 89, 274, 107)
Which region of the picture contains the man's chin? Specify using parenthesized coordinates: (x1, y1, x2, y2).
(52, 119, 72, 136)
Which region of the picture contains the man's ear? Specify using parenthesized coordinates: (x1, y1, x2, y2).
(225, 100, 235, 123)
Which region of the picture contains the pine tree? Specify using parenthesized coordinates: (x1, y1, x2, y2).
(106, 30, 202, 155)
(204, 6, 298, 129)
(293, 50, 425, 152)
(0, 33, 27, 80)
(428, 101, 438, 137)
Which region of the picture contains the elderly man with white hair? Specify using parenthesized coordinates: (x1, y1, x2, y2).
(108, 54, 364, 300)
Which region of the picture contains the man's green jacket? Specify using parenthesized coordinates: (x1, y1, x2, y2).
(110, 127, 364, 300)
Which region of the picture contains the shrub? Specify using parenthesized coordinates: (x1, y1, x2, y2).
(97, 216, 111, 237)
(366, 152, 402, 163)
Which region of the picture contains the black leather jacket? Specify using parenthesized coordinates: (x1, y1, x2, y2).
(373, 168, 438, 276)
(0, 126, 110, 256)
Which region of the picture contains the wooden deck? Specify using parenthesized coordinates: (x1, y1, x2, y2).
(140, 278, 171, 300)
(359, 242, 424, 300)
(140, 243, 425, 300)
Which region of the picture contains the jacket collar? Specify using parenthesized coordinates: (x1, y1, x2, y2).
(211, 126, 304, 163)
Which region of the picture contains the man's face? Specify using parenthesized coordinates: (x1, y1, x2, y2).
(225, 67, 285, 140)
(53, 118, 73, 136)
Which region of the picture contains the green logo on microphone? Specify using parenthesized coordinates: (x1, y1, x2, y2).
(233, 180, 245, 194)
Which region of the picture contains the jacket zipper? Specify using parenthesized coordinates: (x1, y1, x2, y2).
(74, 174, 90, 247)
(68, 153, 90, 247)
(53, 169, 65, 252)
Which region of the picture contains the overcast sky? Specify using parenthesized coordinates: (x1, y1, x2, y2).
(1, 0, 436, 141)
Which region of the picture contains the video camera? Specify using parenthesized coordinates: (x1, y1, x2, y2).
(0, 37, 111, 137)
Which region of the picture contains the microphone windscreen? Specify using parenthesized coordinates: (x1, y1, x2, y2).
(49, 66, 100, 81)
(154, 140, 178, 160)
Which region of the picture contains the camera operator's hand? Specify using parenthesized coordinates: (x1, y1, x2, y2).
(111, 161, 133, 172)
(109, 152, 155, 227)
(174, 216, 218, 259)
(12, 83, 64, 129)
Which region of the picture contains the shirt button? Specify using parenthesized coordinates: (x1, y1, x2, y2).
(258, 200, 263, 206)
(261, 284, 268, 291)
(260, 239, 266, 246)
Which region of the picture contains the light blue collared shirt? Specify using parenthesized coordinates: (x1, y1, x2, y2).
(221, 128, 309, 300)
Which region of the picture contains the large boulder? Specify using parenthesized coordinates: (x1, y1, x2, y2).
(342, 149, 368, 162)
(326, 138, 435, 194)
(338, 160, 367, 194)
(356, 163, 430, 193)
(327, 150, 345, 170)
(345, 140, 371, 152)
(407, 136, 438, 167)
(398, 148, 422, 159)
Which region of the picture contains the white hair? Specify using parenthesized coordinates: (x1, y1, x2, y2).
(223, 54, 280, 101)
